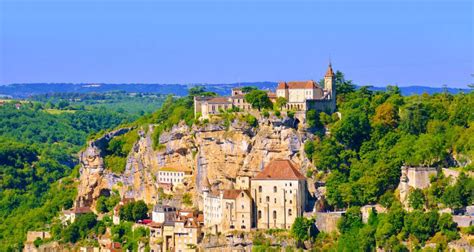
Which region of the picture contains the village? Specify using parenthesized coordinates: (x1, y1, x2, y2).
(21, 65, 473, 252)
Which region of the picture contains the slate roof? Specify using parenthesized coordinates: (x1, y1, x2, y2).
(254, 159, 306, 180)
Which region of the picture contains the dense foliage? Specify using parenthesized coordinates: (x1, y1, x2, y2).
(305, 85, 474, 209)
(0, 101, 134, 251)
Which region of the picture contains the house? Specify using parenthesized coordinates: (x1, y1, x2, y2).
(221, 189, 253, 231)
(158, 166, 192, 189)
(61, 207, 91, 224)
(251, 159, 307, 229)
(202, 176, 252, 232)
(23, 231, 52, 252)
(194, 88, 253, 119)
(152, 204, 177, 223)
(159, 209, 203, 252)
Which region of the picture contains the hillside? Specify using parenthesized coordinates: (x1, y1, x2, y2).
(2, 81, 473, 251)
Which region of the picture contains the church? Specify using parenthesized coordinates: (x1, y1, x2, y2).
(276, 63, 336, 113)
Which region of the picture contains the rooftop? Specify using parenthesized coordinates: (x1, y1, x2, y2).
(277, 81, 321, 90)
(253, 159, 306, 180)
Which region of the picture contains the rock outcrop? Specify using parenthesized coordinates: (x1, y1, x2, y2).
(75, 117, 312, 210)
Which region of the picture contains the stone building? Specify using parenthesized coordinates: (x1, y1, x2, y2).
(221, 189, 253, 231)
(251, 159, 307, 229)
(398, 166, 438, 208)
(194, 64, 337, 119)
(202, 176, 253, 233)
(158, 166, 192, 188)
(194, 88, 252, 119)
(152, 204, 177, 223)
(276, 63, 336, 112)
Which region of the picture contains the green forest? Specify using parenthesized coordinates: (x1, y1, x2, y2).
(0, 100, 141, 251)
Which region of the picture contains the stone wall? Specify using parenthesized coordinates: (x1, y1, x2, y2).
(315, 212, 344, 233)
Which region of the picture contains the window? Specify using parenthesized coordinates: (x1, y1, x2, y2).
(266, 196, 270, 202)
(241, 192, 244, 197)
(273, 210, 277, 219)
(290, 183, 292, 187)
(258, 186, 262, 192)
(241, 205, 244, 209)
(273, 186, 277, 193)
(258, 211, 262, 219)
(289, 200, 292, 204)
(259, 198, 262, 203)
(288, 209, 292, 216)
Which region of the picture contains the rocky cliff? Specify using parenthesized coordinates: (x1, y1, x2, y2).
(75, 116, 313, 210)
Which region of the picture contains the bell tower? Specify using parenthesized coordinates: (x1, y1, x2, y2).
(324, 62, 335, 99)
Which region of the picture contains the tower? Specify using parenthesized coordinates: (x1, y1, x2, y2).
(324, 62, 335, 99)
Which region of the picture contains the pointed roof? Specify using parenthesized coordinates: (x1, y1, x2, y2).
(253, 159, 306, 180)
(325, 63, 334, 77)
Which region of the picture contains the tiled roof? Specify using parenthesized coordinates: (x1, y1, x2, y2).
(222, 189, 245, 199)
(254, 159, 306, 180)
(277, 81, 320, 90)
(206, 97, 232, 104)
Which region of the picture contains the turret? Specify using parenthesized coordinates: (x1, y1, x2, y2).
(324, 63, 335, 99)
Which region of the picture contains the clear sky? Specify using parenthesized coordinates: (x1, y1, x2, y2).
(0, 0, 472, 87)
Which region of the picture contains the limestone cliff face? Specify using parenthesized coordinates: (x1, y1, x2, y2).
(75, 117, 312, 209)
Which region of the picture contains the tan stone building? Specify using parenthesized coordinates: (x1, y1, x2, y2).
(202, 176, 253, 233)
(194, 88, 252, 119)
(221, 189, 253, 231)
(251, 159, 307, 229)
(276, 63, 336, 112)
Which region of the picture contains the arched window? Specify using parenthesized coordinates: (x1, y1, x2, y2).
(266, 196, 270, 202)
(258, 211, 262, 219)
(258, 186, 262, 192)
(273, 186, 277, 193)
(273, 210, 277, 219)
(288, 209, 292, 216)
(274, 198, 277, 204)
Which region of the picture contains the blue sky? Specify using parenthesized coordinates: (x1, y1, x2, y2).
(0, 0, 472, 87)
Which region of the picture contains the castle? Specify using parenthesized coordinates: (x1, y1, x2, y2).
(194, 63, 337, 119)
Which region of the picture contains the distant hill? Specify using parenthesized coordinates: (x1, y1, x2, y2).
(0, 83, 470, 98)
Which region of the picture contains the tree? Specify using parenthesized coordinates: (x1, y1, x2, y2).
(241, 86, 257, 93)
(334, 71, 356, 95)
(188, 86, 217, 97)
(290, 217, 314, 243)
(244, 90, 272, 111)
(438, 213, 459, 241)
(132, 201, 148, 221)
(408, 188, 425, 210)
(333, 109, 371, 150)
(275, 97, 287, 110)
(337, 206, 362, 233)
(306, 109, 323, 130)
(372, 102, 399, 129)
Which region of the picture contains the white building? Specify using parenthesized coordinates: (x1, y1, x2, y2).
(158, 167, 192, 187)
(152, 204, 177, 223)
